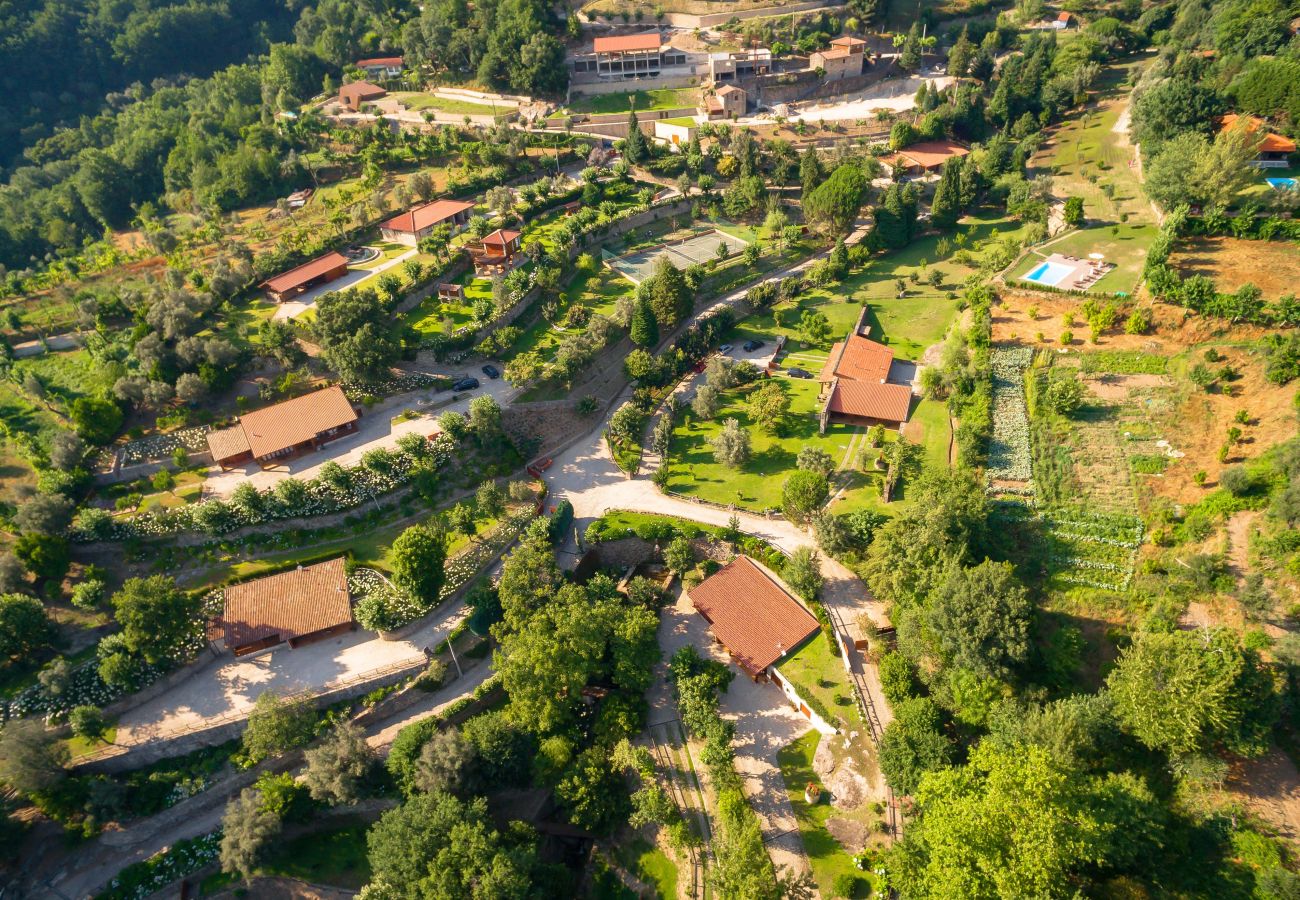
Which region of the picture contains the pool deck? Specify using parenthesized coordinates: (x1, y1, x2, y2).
(1022, 252, 1114, 291)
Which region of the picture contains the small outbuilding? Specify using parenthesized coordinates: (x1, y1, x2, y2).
(654, 117, 698, 148)
(217, 557, 354, 656)
(261, 251, 350, 303)
(339, 81, 387, 111)
(686, 556, 821, 679)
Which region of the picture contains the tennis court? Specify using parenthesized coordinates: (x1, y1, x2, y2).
(604, 229, 748, 284)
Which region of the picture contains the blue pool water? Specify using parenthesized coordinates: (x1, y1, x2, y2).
(1024, 260, 1074, 287)
(1266, 177, 1298, 190)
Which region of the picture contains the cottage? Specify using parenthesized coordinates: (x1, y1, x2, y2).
(1218, 114, 1297, 168)
(379, 198, 475, 246)
(1050, 11, 1075, 28)
(355, 56, 404, 80)
(708, 48, 772, 82)
(883, 139, 971, 176)
(703, 84, 746, 119)
(811, 35, 868, 82)
(261, 251, 350, 303)
(339, 81, 387, 111)
(215, 558, 354, 656)
(206, 385, 360, 469)
(817, 309, 913, 431)
(470, 228, 523, 275)
(687, 556, 821, 680)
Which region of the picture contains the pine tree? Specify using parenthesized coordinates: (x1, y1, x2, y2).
(930, 158, 962, 230)
(800, 150, 825, 199)
(629, 298, 659, 347)
(648, 256, 690, 326)
(901, 183, 920, 242)
(624, 109, 648, 165)
(899, 22, 922, 71)
(872, 184, 908, 250)
(948, 26, 974, 77)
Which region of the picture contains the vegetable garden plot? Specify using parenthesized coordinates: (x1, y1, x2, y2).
(986, 347, 1035, 487)
(994, 502, 1144, 592)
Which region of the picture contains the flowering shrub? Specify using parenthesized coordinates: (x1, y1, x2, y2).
(985, 348, 1034, 486)
(97, 830, 222, 900)
(75, 434, 456, 542)
(117, 427, 211, 465)
(342, 372, 450, 402)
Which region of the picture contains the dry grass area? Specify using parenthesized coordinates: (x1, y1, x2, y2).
(1168, 235, 1300, 300)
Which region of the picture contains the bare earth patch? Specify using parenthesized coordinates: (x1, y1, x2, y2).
(1231, 750, 1300, 843)
(1081, 372, 1169, 402)
(1169, 235, 1300, 300)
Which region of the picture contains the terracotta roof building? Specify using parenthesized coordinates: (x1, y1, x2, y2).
(206, 385, 360, 469)
(593, 33, 664, 53)
(261, 251, 351, 302)
(355, 57, 404, 80)
(1218, 114, 1297, 167)
(573, 31, 688, 77)
(339, 81, 387, 111)
(687, 556, 821, 678)
(811, 34, 868, 82)
(885, 140, 971, 175)
(817, 308, 914, 430)
(217, 558, 354, 656)
(470, 227, 524, 275)
(379, 198, 475, 246)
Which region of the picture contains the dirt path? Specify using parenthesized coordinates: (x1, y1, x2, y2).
(1231, 749, 1300, 843)
(1227, 510, 1259, 583)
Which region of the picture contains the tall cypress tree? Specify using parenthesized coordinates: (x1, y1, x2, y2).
(901, 183, 920, 242)
(800, 150, 825, 199)
(629, 298, 659, 347)
(624, 108, 648, 165)
(930, 158, 962, 230)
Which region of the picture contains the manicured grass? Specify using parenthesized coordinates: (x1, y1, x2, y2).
(659, 115, 698, 127)
(616, 837, 679, 900)
(352, 242, 412, 270)
(1026, 222, 1157, 295)
(776, 632, 864, 731)
(778, 731, 872, 899)
(261, 819, 372, 888)
(66, 724, 118, 758)
(665, 377, 860, 512)
(562, 88, 698, 116)
(406, 269, 491, 336)
(908, 396, 952, 472)
(389, 92, 502, 117)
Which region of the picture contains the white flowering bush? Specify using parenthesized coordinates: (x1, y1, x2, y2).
(342, 372, 450, 402)
(985, 347, 1034, 486)
(97, 830, 222, 900)
(75, 434, 456, 542)
(118, 427, 211, 465)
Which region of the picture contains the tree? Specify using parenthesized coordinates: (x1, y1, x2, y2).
(926, 561, 1033, 681)
(652, 414, 674, 457)
(367, 791, 544, 897)
(468, 395, 502, 437)
(799, 309, 832, 347)
(948, 26, 974, 77)
(799, 149, 825, 198)
(889, 743, 1162, 897)
(414, 727, 478, 795)
(804, 163, 869, 236)
(746, 381, 790, 433)
(692, 383, 721, 420)
(14, 492, 74, 535)
(782, 471, 829, 523)
(1107, 628, 1278, 757)
(709, 418, 751, 468)
(109, 576, 201, 667)
(221, 788, 281, 883)
(0, 718, 68, 795)
(439, 411, 469, 441)
(48, 431, 86, 472)
(648, 255, 691, 327)
(304, 722, 374, 805)
(69, 706, 110, 744)
(476, 481, 505, 519)
(1063, 196, 1084, 226)
(878, 696, 954, 795)
(1043, 375, 1085, 416)
(389, 522, 448, 607)
(629, 298, 659, 347)
(797, 446, 835, 477)
(242, 691, 317, 763)
(624, 109, 649, 165)
(0, 594, 53, 664)
(313, 289, 399, 383)
(665, 536, 696, 574)
(929, 158, 963, 230)
(14, 533, 69, 586)
(783, 547, 823, 602)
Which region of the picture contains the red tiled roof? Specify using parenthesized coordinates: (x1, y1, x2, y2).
(894, 140, 971, 170)
(826, 380, 913, 423)
(687, 556, 821, 676)
(1218, 114, 1297, 153)
(1056, 11, 1072, 22)
(716, 84, 744, 96)
(482, 228, 522, 246)
(830, 35, 867, 46)
(382, 199, 475, 234)
(206, 425, 251, 462)
(220, 558, 352, 651)
(261, 251, 350, 294)
(819, 334, 893, 383)
(356, 56, 403, 68)
(815, 47, 852, 60)
(238, 385, 358, 460)
(594, 32, 663, 53)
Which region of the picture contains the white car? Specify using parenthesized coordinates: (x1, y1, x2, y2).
(719, 344, 733, 353)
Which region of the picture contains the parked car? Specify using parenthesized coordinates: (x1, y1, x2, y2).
(787, 367, 812, 379)
(742, 339, 766, 353)
(453, 377, 480, 392)
(482, 364, 500, 379)
(719, 344, 733, 353)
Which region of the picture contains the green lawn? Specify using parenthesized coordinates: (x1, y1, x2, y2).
(616, 837, 679, 900)
(665, 377, 861, 512)
(406, 269, 492, 336)
(1023, 222, 1157, 295)
(776, 632, 864, 731)
(562, 88, 698, 116)
(1239, 165, 1298, 204)
(389, 92, 502, 117)
(778, 731, 876, 899)
(352, 242, 412, 270)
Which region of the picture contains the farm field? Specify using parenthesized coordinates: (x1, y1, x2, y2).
(1167, 234, 1300, 300)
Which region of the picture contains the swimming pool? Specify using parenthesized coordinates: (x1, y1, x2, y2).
(1023, 260, 1075, 287)
(1266, 177, 1298, 191)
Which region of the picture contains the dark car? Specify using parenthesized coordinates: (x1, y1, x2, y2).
(787, 367, 812, 379)
(742, 339, 766, 353)
(482, 364, 500, 379)
(453, 377, 480, 392)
